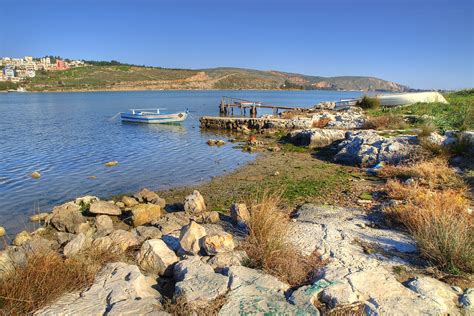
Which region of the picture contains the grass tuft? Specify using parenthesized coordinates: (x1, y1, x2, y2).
(0, 248, 119, 314)
(243, 190, 324, 286)
(362, 114, 407, 130)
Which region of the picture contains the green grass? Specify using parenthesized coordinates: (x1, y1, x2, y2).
(366, 89, 474, 132)
(0, 81, 19, 90)
(281, 143, 311, 153)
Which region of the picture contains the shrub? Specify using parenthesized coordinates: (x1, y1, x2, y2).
(243, 190, 324, 286)
(362, 114, 407, 130)
(0, 248, 119, 314)
(356, 95, 380, 110)
(417, 122, 437, 137)
(385, 180, 473, 274)
(378, 158, 467, 190)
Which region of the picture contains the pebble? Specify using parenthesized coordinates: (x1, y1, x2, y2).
(105, 161, 118, 167)
(31, 171, 41, 179)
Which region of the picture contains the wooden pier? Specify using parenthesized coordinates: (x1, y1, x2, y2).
(219, 96, 304, 117)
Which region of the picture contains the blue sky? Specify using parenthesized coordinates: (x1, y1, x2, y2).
(1, 0, 473, 89)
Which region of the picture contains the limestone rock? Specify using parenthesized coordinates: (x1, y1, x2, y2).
(131, 203, 164, 227)
(153, 212, 191, 235)
(30, 212, 49, 222)
(136, 239, 178, 276)
(122, 195, 138, 207)
(89, 200, 121, 216)
(50, 202, 85, 233)
(0, 227, 5, 237)
(35, 263, 164, 315)
(133, 225, 163, 243)
(74, 195, 99, 207)
(184, 190, 206, 213)
(202, 211, 220, 223)
(460, 288, 474, 311)
(230, 203, 250, 227)
(179, 221, 206, 255)
(109, 229, 140, 252)
(320, 282, 358, 308)
(75, 222, 92, 235)
(13, 230, 31, 246)
(406, 276, 460, 312)
(220, 266, 303, 315)
(63, 233, 91, 257)
(174, 258, 229, 308)
(21, 236, 57, 254)
(206, 250, 248, 270)
(134, 188, 165, 208)
(91, 236, 113, 251)
(288, 128, 346, 148)
(55, 231, 76, 245)
(202, 232, 235, 255)
(95, 215, 114, 236)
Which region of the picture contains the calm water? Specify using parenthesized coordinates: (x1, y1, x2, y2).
(0, 90, 363, 236)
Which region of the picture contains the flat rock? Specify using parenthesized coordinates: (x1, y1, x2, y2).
(50, 202, 85, 233)
(320, 281, 358, 308)
(136, 239, 178, 276)
(36, 262, 165, 315)
(206, 250, 248, 270)
(406, 276, 460, 312)
(152, 212, 191, 235)
(219, 266, 304, 315)
(89, 200, 121, 216)
(173, 258, 229, 308)
(288, 128, 346, 148)
(122, 195, 138, 207)
(133, 225, 163, 243)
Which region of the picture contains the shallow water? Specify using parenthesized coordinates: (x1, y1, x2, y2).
(0, 90, 363, 236)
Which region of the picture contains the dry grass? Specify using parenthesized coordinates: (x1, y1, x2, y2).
(417, 122, 437, 137)
(0, 248, 119, 314)
(163, 294, 228, 316)
(362, 114, 407, 130)
(385, 180, 473, 274)
(312, 117, 332, 128)
(243, 190, 324, 286)
(378, 157, 467, 190)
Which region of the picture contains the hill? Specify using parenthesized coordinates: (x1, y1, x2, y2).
(25, 65, 409, 92)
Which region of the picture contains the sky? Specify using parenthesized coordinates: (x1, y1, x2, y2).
(0, 0, 473, 90)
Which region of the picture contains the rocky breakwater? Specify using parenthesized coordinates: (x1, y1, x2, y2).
(200, 116, 314, 133)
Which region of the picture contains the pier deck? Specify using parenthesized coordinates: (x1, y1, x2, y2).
(219, 96, 304, 117)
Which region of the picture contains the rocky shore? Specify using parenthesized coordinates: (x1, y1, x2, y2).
(0, 97, 473, 315)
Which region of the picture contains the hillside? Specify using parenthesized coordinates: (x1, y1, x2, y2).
(25, 65, 409, 92)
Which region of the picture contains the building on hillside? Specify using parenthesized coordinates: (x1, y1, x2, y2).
(55, 59, 69, 70)
(3, 67, 15, 78)
(27, 69, 36, 78)
(24, 56, 33, 62)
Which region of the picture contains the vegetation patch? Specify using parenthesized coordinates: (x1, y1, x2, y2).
(356, 95, 381, 110)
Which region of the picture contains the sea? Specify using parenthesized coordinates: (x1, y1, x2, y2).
(0, 90, 364, 237)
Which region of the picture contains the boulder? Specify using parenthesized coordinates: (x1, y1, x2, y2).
(121, 196, 138, 207)
(63, 233, 91, 257)
(109, 229, 140, 253)
(133, 225, 163, 243)
(13, 230, 31, 246)
(35, 263, 164, 315)
(136, 239, 178, 276)
(0, 227, 5, 237)
(131, 204, 164, 227)
(174, 258, 229, 308)
(75, 222, 92, 235)
(95, 215, 114, 236)
(91, 236, 113, 251)
(179, 221, 206, 255)
(230, 203, 250, 227)
(288, 128, 346, 148)
(202, 232, 235, 255)
(184, 190, 206, 213)
(50, 202, 85, 233)
(334, 131, 419, 167)
(21, 236, 57, 254)
(89, 200, 121, 216)
(153, 212, 191, 235)
(55, 231, 76, 246)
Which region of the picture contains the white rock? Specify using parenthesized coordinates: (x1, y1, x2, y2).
(136, 239, 178, 276)
(184, 190, 206, 213)
(179, 221, 206, 255)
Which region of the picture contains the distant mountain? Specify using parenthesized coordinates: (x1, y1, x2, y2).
(26, 65, 409, 92)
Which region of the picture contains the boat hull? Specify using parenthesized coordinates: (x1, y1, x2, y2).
(120, 112, 188, 124)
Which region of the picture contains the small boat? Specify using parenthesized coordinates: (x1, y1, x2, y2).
(120, 109, 188, 124)
(375, 91, 448, 107)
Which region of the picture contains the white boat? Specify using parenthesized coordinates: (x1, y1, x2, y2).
(376, 91, 448, 107)
(120, 109, 188, 124)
